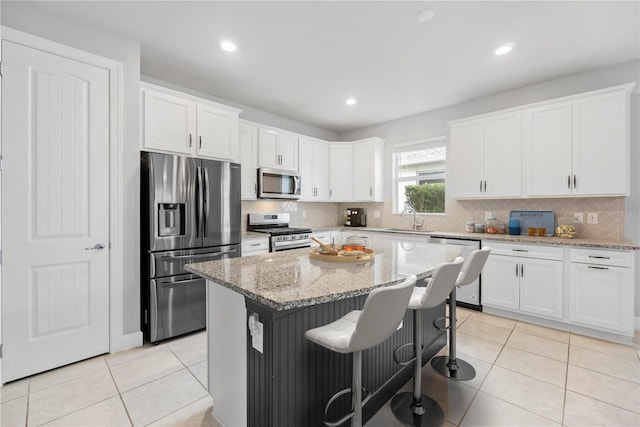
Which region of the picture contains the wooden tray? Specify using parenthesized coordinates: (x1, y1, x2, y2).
(309, 247, 374, 263)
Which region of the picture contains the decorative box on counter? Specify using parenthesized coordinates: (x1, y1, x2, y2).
(509, 210, 555, 237)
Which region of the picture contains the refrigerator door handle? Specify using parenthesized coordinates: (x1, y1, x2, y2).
(203, 167, 210, 238)
(196, 166, 204, 238)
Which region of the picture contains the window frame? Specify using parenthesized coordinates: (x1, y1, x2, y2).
(392, 136, 447, 215)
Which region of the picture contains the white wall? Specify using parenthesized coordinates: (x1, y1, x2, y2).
(1, 1, 142, 336)
(339, 60, 640, 321)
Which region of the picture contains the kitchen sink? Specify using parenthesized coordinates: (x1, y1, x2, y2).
(381, 228, 431, 234)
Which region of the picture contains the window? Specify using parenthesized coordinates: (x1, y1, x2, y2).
(393, 136, 446, 214)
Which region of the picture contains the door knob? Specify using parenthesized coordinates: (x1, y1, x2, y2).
(85, 243, 106, 251)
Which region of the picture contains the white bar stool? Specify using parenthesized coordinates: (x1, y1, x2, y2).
(305, 275, 417, 427)
(391, 257, 464, 427)
(431, 248, 491, 381)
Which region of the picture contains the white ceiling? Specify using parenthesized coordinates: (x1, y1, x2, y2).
(25, 1, 640, 134)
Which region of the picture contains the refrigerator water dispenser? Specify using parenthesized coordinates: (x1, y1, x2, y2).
(158, 203, 185, 236)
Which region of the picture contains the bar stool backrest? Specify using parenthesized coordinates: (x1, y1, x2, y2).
(457, 247, 491, 288)
(418, 257, 465, 309)
(349, 276, 417, 352)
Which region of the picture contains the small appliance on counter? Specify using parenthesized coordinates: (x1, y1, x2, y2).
(345, 207, 367, 227)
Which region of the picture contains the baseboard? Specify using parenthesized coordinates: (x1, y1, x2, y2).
(110, 331, 143, 354)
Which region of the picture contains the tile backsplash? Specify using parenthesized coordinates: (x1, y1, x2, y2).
(243, 197, 629, 241)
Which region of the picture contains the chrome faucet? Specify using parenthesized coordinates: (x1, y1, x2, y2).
(401, 206, 424, 231)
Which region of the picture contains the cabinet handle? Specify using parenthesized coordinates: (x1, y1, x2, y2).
(520, 264, 524, 277)
(370, 187, 373, 197)
(588, 265, 609, 270)
(329, 189, 332, 197)
(515, 264, 519, 277)
(573, 175, 577, 189)
(483, 181, 487, 192)
(512, 249, 528, 253)
(480, 180, 483, 192)
(189, 134, 193, 148)
(254, 183, 257, 194)
(567, 175, 571, 189)
(588, 255, 610, 259)
(199, 135, 202, 149)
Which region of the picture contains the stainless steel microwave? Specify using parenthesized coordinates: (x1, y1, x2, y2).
(258, 167, 301, 199)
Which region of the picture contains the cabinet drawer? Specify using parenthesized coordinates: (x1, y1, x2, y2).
(242, 239, 269, 256)
(570, 248, 633, 267)
(485, 242, 563, 260)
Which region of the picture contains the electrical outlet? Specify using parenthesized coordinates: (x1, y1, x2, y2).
(373, 210, 381, 219)
(485, 211, 493, 221)
(573, 213, 584, 223)
(302, 210, 307, 219)
(587, 212, 598, 224)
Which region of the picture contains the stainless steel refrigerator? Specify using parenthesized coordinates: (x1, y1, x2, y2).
(141, 152, 241, 343)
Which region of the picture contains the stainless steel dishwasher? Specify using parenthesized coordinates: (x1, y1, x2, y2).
(429, 236, 482, 310)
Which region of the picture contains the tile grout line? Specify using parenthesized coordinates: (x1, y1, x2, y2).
(104, 355, 135, 427)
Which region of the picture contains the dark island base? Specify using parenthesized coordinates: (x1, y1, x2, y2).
(245, 287, 446, 427)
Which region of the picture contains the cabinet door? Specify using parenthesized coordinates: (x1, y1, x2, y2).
(449, 119, 484, 198)
(329, 144, 352, 201)
(258, 128, 279, 168)
(523, 101, 572, 196)
(519, 258, 563, 319)
(278, 132, 299, 171)
(313, 140, 330, 200)
(239, 123, 258, 200)
(298, 137, 315, 200)
(572, 90, 628, 196)
(569, 263, 633, 333)
(143, 89, 195, 154)
(483, 111, 522, 197)
(352, 140, 375, 201)
(196, 103, 238, 160)
(481, 255, 519, 310)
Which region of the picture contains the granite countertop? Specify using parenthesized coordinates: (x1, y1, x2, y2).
(313, 226, 639, 250)
(242, 231, 269, 240)
(186, 238, 461, 311)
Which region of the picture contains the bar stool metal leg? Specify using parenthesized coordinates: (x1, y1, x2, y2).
(430, 288, 476, 381)
(391, 309, 444, 427)
(352, 351, 363, 427)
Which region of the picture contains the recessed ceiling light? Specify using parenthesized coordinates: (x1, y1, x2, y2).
(346, 98, 357, 106)
(417, 9, 435, 23)
(494, 45, 513, 56)
(220, 40, 237, 52)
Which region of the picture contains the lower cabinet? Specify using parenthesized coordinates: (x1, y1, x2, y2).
(568, 248, 634, 334)
(482, 243, 563, 320)
(241, 237, 269, 257)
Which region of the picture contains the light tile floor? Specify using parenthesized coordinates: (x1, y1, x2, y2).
(1, 309, 639, 426)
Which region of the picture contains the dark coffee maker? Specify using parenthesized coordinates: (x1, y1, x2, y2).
(345, 208, 367, 227)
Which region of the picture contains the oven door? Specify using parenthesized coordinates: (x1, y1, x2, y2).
(271, 238, 312, 252)
(149, 274, 206, 343)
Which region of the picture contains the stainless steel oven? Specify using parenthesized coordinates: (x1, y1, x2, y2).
(247, 213, 312, 252)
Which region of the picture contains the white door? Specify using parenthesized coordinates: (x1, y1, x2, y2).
(449, 119, 484, 198)
(298, 136, 315, 200)
(483, 111, 522, 198)
(278, 132, 298, 171)
(143, 87, 195, 155)
(352, 140, 374, 201)
(519, 258, 563, 319)
(196, 103, 238, 161)
(239, 122, 259, 200)
(481, 255, 519, 310)
(329, 144, 352, 201)
(2, 41, 110, 382)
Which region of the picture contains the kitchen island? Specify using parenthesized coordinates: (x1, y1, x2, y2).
(186, 239, 460, 427)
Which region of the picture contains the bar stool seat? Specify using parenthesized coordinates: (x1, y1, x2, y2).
(391, 257, 464, 427)
(305, 275, 417, 427)
(431, 248, 491, 381)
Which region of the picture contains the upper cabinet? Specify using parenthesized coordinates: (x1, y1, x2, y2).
(258, 128, 299, 171)
(299, 136, 330, 201)
(450, 83, 632, 200)
(328, 138, 385, 202)
(141, 83, 241, 161)
(524, 88, 629, 197)
(239, 121, 259, 200)
(449, 111, 522, 199)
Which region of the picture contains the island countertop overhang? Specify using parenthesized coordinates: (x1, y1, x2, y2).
(186, 240, 460, 311)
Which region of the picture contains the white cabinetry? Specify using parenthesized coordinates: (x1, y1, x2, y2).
(449, 111, 521, 199)
(329, 138, 385, 202)
(569, 248, 634, 334)
(310, 230, 341, 248)
(329, 143, 353, 201)
(352, 138, 384, 201)
(299, 136, 330, 201)
(141, 83, 240, 160)
(523, 87, 629, 197)
(259, 128, 298, 171)
(241, 237, 269, 257)
(483, 243, 563, 319)
(239, 121, 259, 200)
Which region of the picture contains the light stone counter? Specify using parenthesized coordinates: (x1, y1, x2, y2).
(185, 238, 460, 311)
